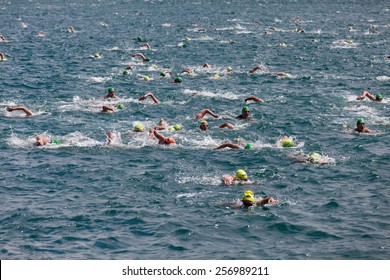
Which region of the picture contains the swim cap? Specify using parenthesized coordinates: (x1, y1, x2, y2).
(357, 118, 365, 124)
(137, 36, 144, 41)
(168, 126, 175, 131)
(227, 66, 233, 72)
(375, 94, 383, 100)
(200, 120, 208, 125)
(145, 57, 151, 62)
(242, 190, 255, 203)
(242, 106, 250, 112)
(213, 74, 220, 79)
(123, 70, 130, 75)
(174, 77, 183, 83)
(160, 71, 166, 77)
(309, 152, 321, 163)
(174, 124, 182, 131)
(236, 169, 248, 180)
(108, 87, 115, 92)
(165, 137, 176, 144)
(143, 75, 150, 81)
(117, 104, 125, 109)
(94, 53, 100, 58)
(281, 139, 294, 147)
(185, 36, 191, 40)
(134, 124, 144, 132)
(244, 143, 253, 150)
(51, 139, 60, 145)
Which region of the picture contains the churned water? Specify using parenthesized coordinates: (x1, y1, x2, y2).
(1, 0, 389, 260)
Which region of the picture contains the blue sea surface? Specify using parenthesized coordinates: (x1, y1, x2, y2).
(1, 0, 389, 260)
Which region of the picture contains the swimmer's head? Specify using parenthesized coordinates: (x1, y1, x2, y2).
(143, 75, 150, 81)
(357, 118, 365, 125)
(174, 124, 182, 131)
(375, 94, 383, 101)
(137, 36, 144, 42)
(123, 70, 130, 75)
(242, 190, 255, 206)
(94, 53, 100, 58)
(174, 77, 183, 83)
(227, 66, 233, 72)
(165, 137, 176, 145)
(244, 143, 253, 150)
(281, 138, 294, 147)
(242, 106, 250, 112)
(134, 124, 144, 132)
(236, 169, 248, 180)
(108, 87, 115, 92)
(51, 139, 60, 145)
(145, 57, 151, 62)
(160, 71, 166, 77)
(199, 120, 208, 130)
(309, 152, 321, 163)
(117, 104, 125, 110)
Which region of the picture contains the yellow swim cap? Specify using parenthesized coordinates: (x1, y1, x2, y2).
(174, 124, 182, 131)
(236, 169, 248, 180)
(309, 152, 321, 163)
(143, 75, 150, 81)
(242, 190, 255, 203)
(281, 139, 294, 147)
(168, 126, 175, 131)
(134, 124, 144, 132)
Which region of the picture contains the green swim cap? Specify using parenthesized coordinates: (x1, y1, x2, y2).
(242, 106, 249, 111)
(174, 124, 182, 131)
(236, 169, 248, 180)
(134, 124, 144, 132)
(244, 143, 253, 150)
(117, 104, 125, 110)
(51, 139, 60, 145)
(108, 87, 114, 92)
(309, 152, 321, 163)
(281, 139, 294, 147)
(174, 77, 183, 83)
(137, 36, 144, 41)
(375, 94, 383, 100)
(123, 70, 129, 75)
(145, 57, 151, 62)
(160, 71, 166, 77)
(357, 118, 365, 124)
(242, 190, 255, 203)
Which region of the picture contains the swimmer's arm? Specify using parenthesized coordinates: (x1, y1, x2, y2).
(195, 109, 219, 120)
(138, 92, 160, 104)
(249, 66, 264, 73)
(6, 106, 34, 116)
(244, 96, 264, 103)
(219, 122, 235, 129)
(214, 142, 241, 150)
(182, 68, 193, 75)
(132, 52, 146, 60)
(255, 197, 277, 206)
(140, 43, 151, 49)
(153, 128, 166, 142)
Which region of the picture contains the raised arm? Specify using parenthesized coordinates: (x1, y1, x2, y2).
(214, 142, 241, 150)
(249, 65, 265, 73)
(131, 52, 149, 61)
(244, 95, 264, 103)
(153, 128, 166, 142)
(195, 108, 219, 120)
(138, 92, 160, 104)
(6, 106, 34, 116)
(256, 197, 277, 206)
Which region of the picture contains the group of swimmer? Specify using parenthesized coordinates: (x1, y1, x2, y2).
(2, 20, 386, 210)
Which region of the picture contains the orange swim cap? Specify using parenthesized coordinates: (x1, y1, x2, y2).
(165, 137, 176, 145)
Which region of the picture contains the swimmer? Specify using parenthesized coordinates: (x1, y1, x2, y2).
(6, 106, 34, 116)
(287, 152, 329, 164)
(214, 141, 253, 150)
(172, 77, 183, 83)
(222, 169, 250, 185)
(89, 53, 101, 59)
(226, 66, 233, 73)
(279, 135, 294, 147)
(106, 131, 115, 145)
(199, 120, 209, 131)
(134, 124, 145, 132)
(249, 66, 288, 77)
(37, 31, 46, 37)
(182, 68, 194, 75)
(35, 135, 60, 146)
(102, 87, 117, 99)
(125, 66, 134, 70)
(244, 95, 264, 103)
(356, 90, 383, 102)
(0, 52, 6, 61)
(195, 108, 219, 120)
(218, 122, 235, 129)
(0, 35, 5, 41)
(102, 104, 124, 113)
(140, 43, 152, 49)
(249, 65, 267, 73)
(67, 26, 76, 33)
(150, 127, 176, 145)
(236, 106, 251, 119)
(240, 190, 277, 208)
(138, 92, 160, 104)
(355, 118, 372, 133)
(131, 52, 150, 62)
(203, 63, 211, 68)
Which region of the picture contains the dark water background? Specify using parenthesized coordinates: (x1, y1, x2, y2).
(1, 0, 389, 259)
